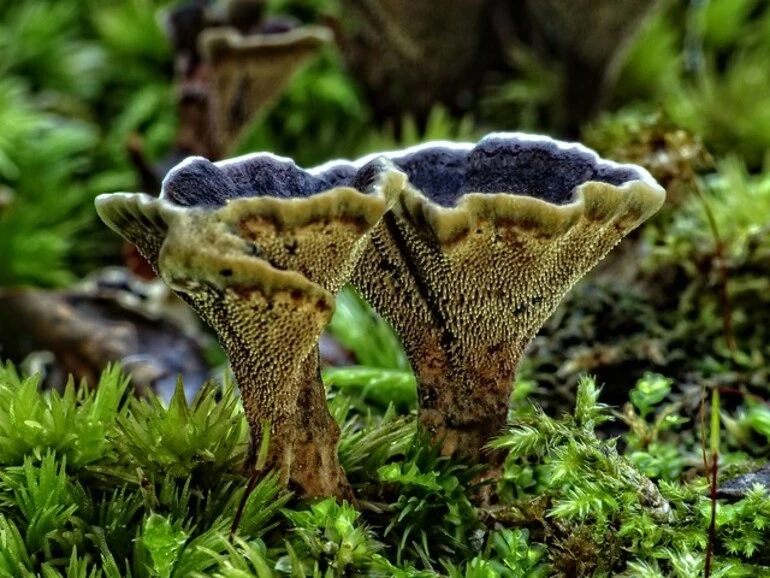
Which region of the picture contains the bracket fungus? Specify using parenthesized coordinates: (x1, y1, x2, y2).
(95, 154, 404, 499)
(350, 133, 666, 463)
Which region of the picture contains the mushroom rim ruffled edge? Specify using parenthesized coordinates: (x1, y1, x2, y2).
(152, 131, 658, 213)
(94, 154, 406, 241)
(311, 131, 663, 190)
(94, 192, 337, 308)
(96, 131, 664, 258)
(158, 152, 403, 207)
(157, 228, 337, 312)
(199, 24, 334, 62)
(312, 132, 666, 244)
(399, 179, 666, 245)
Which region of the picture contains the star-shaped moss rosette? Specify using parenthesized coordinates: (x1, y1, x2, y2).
(96, 154, 404, 499)
(350, 133, 666, 464)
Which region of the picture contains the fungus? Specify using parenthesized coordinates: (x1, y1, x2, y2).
(200, 25, 332, 153)
(525, 0, 664, 128)
(350, 133, 666, 463)
(96, 154, 404, 498)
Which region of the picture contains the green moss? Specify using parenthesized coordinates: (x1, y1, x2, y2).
(0, 363, 768, 576)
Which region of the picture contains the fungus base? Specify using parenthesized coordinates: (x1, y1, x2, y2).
(158, 236, 353, 500)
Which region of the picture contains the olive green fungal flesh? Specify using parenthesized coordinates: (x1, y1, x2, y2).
(96, 134, 665, 488)
(95, 153, 401, 499)
(351, 133, 665, 462)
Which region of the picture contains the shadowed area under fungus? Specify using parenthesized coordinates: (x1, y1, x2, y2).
(351, 133, 666, 465)
(95, 154, 405, 499)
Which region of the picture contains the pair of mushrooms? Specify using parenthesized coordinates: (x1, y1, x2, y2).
(96, 133, 665, 499)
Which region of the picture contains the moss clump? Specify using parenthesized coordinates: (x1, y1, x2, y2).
(2, 361, 770, 576)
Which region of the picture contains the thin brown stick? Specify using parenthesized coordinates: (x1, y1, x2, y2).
(705, 450, 718, 577)
(230, 468, 261, 540)
(692, 179, 736, 354)
(699, 386, 710, 484)
(689, 156, 733, 578)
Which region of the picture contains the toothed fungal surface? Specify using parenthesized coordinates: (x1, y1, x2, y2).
(351, 133, 666, 461)
(95, 153, 401, 498)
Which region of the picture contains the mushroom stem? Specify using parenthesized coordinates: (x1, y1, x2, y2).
(243, 349, 352, 500)
(414, 346, 518, 461)
(353, 228, 519, 462)
(354, 212, 525, 462)
(156, 229, 352, 499)
(291, 351, 353, 499)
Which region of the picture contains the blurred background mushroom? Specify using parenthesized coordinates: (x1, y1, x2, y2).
(202, 25, 332, 157)
(133, 0, 334, 193)
(333, 0, 663, 133)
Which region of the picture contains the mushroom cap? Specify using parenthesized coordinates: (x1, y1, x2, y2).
(95, 152, 402, 462)
(200, 25, 333, 151)
(343, 132, 664, 241)
(95, 153, 403, 294)
(351, 132, 665, 364)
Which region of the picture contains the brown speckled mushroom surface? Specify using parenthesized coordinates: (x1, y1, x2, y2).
(350, 133, 666, 463)
(96, 153, 404, 499)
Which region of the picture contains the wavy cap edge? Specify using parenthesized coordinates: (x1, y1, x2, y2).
(403, 178, 665, 245)
(158, 232, 336, 316)
(352, 132, 666, 245)
(199, 24, 333, 62)
(310, 131, 662, 190)
(160, 153, 404, 210)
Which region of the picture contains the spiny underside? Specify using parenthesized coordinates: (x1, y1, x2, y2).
(202, 26, 332, 150)
(97, 153, 399, 499)
(352, 136, 665, 459)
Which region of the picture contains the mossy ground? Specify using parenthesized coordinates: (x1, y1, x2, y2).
(1, 353, 769, 577)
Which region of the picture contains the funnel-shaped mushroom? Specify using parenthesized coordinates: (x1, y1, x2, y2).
(351, 133, 666, 462)
(96, 154, 403, 498)
(201, 25, 332, 153)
